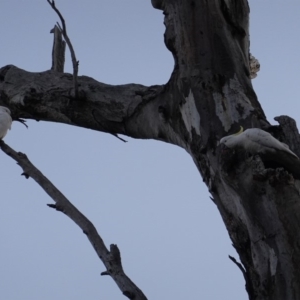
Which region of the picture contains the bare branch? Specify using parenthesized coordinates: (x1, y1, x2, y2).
(0, 65, 168, 145)
(50, 25, 66, 72)
(0, 140, 148, 300)
(47, 0, 79, 98)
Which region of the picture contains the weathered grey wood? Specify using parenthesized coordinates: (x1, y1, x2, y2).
(0, 65, 171, 143)
(50, 25, 66, 72)
(274, 115, 300, 157)
(1, 1, 300, 299)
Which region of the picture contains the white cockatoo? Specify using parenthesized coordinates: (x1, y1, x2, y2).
(0, 106, 12, 139)
(220, 127, 299, 159)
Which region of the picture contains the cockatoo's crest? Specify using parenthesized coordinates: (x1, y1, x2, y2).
(233, 126, 244, 136)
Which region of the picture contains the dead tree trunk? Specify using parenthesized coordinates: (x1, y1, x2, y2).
(0, 1, 299, 299)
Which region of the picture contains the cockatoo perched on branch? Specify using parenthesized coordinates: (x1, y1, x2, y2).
(220, 127, 299, 159)
(0, 106, 12, 139)
(220, 126, 300, 177)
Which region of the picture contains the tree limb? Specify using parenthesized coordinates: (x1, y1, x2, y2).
(0, 65, 183, 146)
(0, 140, 148, 300)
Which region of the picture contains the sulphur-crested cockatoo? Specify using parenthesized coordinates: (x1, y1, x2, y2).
(0, 106, 12, 139)
(220, 127, 299, 159)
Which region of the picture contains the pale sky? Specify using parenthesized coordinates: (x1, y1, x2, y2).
(0, 1, 299, 299)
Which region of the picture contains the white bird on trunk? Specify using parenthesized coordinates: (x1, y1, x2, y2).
(0, 106, 12, 139)
(220, 127, 299, 159)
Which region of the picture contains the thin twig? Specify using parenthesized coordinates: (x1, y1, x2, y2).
(15, 118, 28, 128)
(228, 255, 246, 276)
(228, 255, 253, 296)
(112, 133, 128, 143)
(91, 109, 128, 143)
(47, 0, 79, 98)
(0, 140, 147, 300)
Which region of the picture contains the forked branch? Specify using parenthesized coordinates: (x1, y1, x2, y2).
(0, 141, 147, 300)
(47, 0, 79, 98)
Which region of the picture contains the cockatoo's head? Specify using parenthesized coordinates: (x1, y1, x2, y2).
(220, 135, 233, 146)
(0, 106, 11, 115)
(220, 126, 244, 148)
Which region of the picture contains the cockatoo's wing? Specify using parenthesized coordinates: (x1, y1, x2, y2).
(282, 143, 290, 149)
(243, 129, 299, 159)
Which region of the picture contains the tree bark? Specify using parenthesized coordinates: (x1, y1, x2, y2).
(0, 1, 299, 299)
